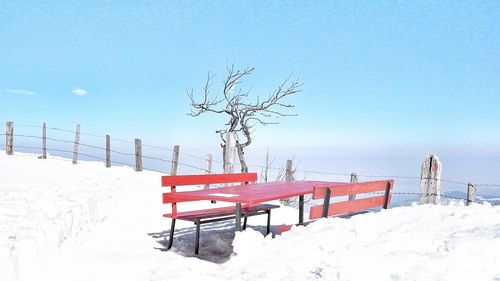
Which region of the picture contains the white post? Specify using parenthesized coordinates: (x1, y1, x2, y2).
(170, 145, 179, 175)
(42, 122, 47, 159)
(281, 159, 294, 206)
(420, 154, 442, 204)
(348, 173, 358, 201)
(135, 138, 142, 171)
(285, 160, 293, 181)
(105, 135, 111, 168)
(467, 183, 476, 206)
(223, 132, 236, 174)
(5, 122, 13, 155)
(72, 124, 80, 164)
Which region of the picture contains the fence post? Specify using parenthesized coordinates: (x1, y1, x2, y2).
(281, 159, 295, 207)
(5, 121, 13, 155)
(170, 145, 179, 175)
(105, 135, 111, 168)
(42, 122, 47, 159)
(135, 138, 142, 171)
(466, 183, 476, 206)
(285, 159, 293, 181)
(419, 154, 442, 204)
(204, 153, 212, 189)
(348, 173, 358, 201)
(72, 124, 80, 164)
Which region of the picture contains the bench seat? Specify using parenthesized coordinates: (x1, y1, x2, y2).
(164, 203, 280, 222)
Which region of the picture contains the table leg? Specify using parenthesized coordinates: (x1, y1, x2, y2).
(235, 203, 242, 231)
(299, 195, 304, 224)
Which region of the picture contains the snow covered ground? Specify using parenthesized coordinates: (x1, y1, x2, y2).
(1, 152, 499, 281)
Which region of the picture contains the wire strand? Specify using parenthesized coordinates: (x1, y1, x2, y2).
(5, 132, 500, 188)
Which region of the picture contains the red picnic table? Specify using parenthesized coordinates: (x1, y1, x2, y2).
(162, 180, 346, 231)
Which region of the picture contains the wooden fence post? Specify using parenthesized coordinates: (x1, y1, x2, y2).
(467, 183, 476, 206)
(170, 145, 179, 175)
(281, 159, 294, 207)
(285, 159, 293, 181)
(72, 124, 80, 164)
(419, 154, 442, 204)
(204, 153, 213, 189)
(105, 135, 111, 168)
(42, 122, 47, 159)
(135, 138, 142, 171)
(5, 121, 13, 155)
(348, 173, 358, 201)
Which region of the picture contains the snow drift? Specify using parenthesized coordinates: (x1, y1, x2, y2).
(1, 152, 499, 281)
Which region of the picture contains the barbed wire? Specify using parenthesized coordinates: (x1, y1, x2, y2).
(46, 126, 104, 139)
(248, 163, 285, 171)
(110, 150, 136, 156)
(4, 142, 500, 206)
(295, 169, 352, 177)
(142, 143, 173, 151)
(178, 151, 208, 161)
(110, 159, 135, 168)
(9, 122, 176, 149)
(369, 191, 499, 206)
(142, 154, 172, 163)
(177, 161, 208, 172)
(476, 183, 500, 187)
(12, 145, 41, 151)
(4, 131, 500, 188)
(8, 123, 497, 185)
(363, 191, 467, 201)
(108, 137, 135, 144)
(13, 124, 43, 128)
(14, 134, 73, 144)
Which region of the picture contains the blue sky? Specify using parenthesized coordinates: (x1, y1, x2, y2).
(1, 1, 499, 164)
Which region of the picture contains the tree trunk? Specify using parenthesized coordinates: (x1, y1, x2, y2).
(221, 143, 226, 172)
(223, 132, 237, 173)
(236, 142, 247, 172)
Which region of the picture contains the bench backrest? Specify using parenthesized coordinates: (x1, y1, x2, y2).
(161, 173, 257, 214)
(309, 180, 394, 219)
(161, 173, 257, 187)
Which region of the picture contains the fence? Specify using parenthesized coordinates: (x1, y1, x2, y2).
(3, 121, 500, 206)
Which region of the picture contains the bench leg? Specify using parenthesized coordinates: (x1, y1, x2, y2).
(195, 220, 201, 255)
(242, 216, 247, 230)
(266, 210, 271, 235)
(235, 203, 242, 232)
(167, 219, 176, 250)
(299, 195, 304, 224)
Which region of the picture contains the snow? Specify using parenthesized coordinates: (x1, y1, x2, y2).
(1, 152, 500, 281)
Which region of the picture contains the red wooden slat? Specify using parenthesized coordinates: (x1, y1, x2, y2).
(163, 193, 201, 204)
(162, 181, 343, 204)
(161, 173, 257, 186)
(275, 225, 293, 232)
(163, 205, 236, 219)
(309, 195, 391, 219)
(312, 180, 393, 199)
(163, 204, 279, 220)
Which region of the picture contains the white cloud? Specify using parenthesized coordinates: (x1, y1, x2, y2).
(3, 89, 37, 96)
(72, 88, 87, 96)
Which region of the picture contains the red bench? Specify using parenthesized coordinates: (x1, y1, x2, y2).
(162, 172, 280, 254)
(276, 180, 394, 232)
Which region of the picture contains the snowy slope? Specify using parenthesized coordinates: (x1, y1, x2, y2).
(1, 152, 500, 281)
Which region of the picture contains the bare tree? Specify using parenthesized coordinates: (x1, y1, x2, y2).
(188, 65, 302, 172)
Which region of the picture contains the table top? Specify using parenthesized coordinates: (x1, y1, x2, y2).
(164, 180, 346, 204)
